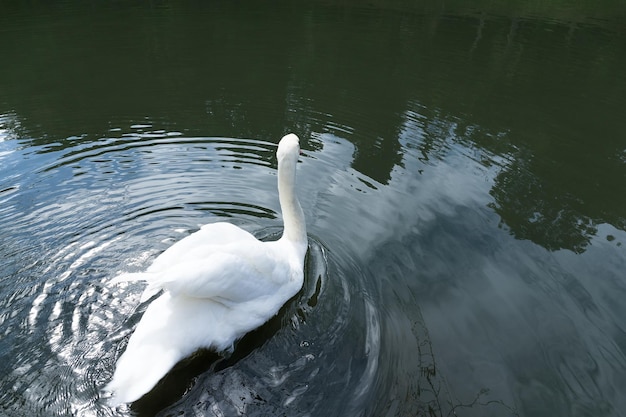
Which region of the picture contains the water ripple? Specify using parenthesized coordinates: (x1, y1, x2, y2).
(0, 134, 320, 416)
(2, 132, 401, 416)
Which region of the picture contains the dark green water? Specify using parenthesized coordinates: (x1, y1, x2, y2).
(1, 1, 625, 416)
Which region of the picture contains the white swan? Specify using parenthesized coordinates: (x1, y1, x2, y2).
(105, 133, 307, 405)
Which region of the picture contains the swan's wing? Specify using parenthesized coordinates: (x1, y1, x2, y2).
(147, 222, 257, 273)
(147, 247, 286, 304)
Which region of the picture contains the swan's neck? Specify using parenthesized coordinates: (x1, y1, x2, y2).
(277, 158, 307, 249)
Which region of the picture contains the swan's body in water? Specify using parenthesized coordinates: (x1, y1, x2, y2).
(105, 134, 307, 405)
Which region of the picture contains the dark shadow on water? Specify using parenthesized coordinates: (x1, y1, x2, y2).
(129, 350, 222, 415)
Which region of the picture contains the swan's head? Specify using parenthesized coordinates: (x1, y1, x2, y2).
(277, 133, 300, 163)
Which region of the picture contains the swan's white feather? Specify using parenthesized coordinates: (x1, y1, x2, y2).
(147, 222, 258, 274)
(140, 242, 298, 303)
(105, 133, 307, 406)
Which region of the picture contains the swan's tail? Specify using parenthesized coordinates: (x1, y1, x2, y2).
(105, 343, 180, 406)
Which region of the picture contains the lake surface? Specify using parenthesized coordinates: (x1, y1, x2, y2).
(1, 1, 625, 416)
